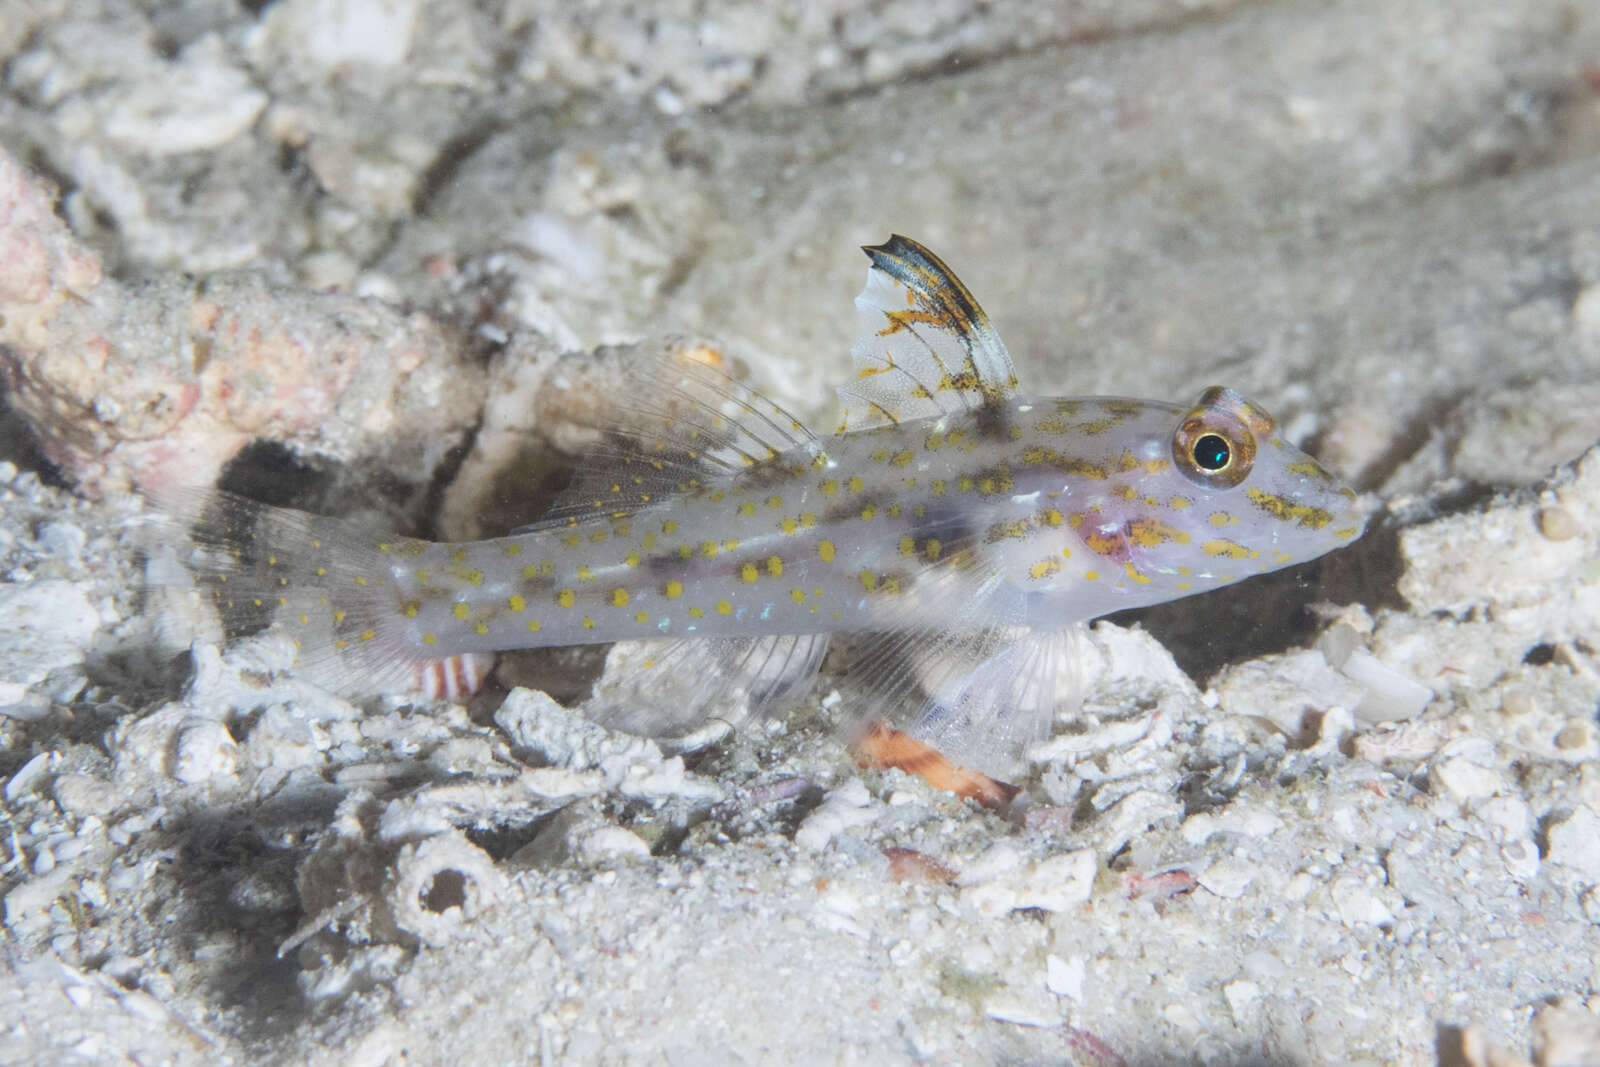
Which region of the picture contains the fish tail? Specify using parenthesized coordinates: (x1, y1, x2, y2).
(148, 489, 469, 696)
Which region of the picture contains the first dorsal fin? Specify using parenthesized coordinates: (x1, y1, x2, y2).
(837, 236, 1019, 433)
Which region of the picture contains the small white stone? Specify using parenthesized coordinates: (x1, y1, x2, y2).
(1180, 801, 1283, 845)
(1223, 979, 1261, 1021)
(1430, 755, 1504, 804)
(1477, 795, 1532, 842)
(1045, 954, 1086, 1004)
(1198, 857, 1255, 899)
(172, 719, 237, 784)
(1013, 850, 1097, 913)
(794, 779, 877, 851)
(955, 842, 1022, 887)
(1328, 874, 1396, 927)
(1546, 806, 1600, 882)
(576, 826, 649, 864)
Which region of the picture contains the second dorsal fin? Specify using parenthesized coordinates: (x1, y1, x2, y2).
(837, 236, 1019, 433)
(538, 339, 822, 526)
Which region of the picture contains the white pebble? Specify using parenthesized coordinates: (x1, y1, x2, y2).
(1430, 755, 1504, 804)
(172, 719, 237, 784)
(1045, 954, 1086, 1004)
(1198, 857, 1255, 899)
(1546, 806, 1600, 882)
(577, 826, 650, 864)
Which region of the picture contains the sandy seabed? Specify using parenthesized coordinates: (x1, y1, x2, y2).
(2, 2, 1600, 1064)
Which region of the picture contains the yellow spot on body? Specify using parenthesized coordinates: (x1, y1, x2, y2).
(565, 534, 581, 548)
(1041, 508, 1063, 526)
(859, 570, 877, 592)
(780, 517, 798, 534)
(958, 476, 974, 493)
(506, 594, 526, 613)
(1127, 518, 1191, 547)
(701, 541, 719, 558)
(893, 450, 913, 467)
(451, 549, 467, 565)
(665, 580, 683, 599)
(739, 500, 757, 517)
(820, 479, 838, 495)
(1170, 496, 1191, 510)
(689, 606, 704, 618)
(925, 539, 942, 560)
(503, 542, 522, 556)
(299, 614, 310, 625)
(611, 588, 630, 607)
(1202, 539, 1251, 559)
(1030, 558, 1061, 580)
(474, 621, 488, 635)
(741, 563, 759, 583)
(1143, 459, 1171, 474)
(1334, 526, 1359, 540)
(662, 520, 678, 534)
(678, 545, 694, 559)
(1245, 488, 1334, 530)
(583, 617, 596, 629)
(872, 449, 889, 462)
(818, 541, 836, 563)
(899, 535, 915, 556)
(527, 619, 542, 632)
(403, 600, 420, 618)
(354, 576, 368, 587)
(716, 600, 733, 615)
(465, 569, 483, 585)
(1209, 512, 1235, 527)
(790, 588, 806, 603)
(1125, 562, 1152, 584)
(767, 495, 783, 509)
(576, 564, 593, 580)
(333, 610, 346, 624)
(846, 476, 863, 493)
(1085, 570, 1099, 581)
(1113, 485, 1138, 500)
(558, 589, 576, 608)
(860, 503, 877, 521)
(1287, 460, 1328, 478)
(766, 556, 783, 577)
(452, 602, 470, 620)
(377, 542, 392, 554)
(422, 632, 437, 645)
(1177, 582, 1192, 591)
(590, 530, 607, 544)
(931, 479, 947, 496)
(522, 564, 539, 579)
(800, 512, 816, 528)
(724, 538, 739, 552)
(635, 610, 649, 623)
(625, 550, 641, 567)
(642, 531, 658, 550)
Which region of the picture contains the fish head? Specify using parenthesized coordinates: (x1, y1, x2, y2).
(1001, 388, 1368, 619)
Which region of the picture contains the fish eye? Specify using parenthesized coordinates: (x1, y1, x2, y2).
(1172, 399, 1258, 489)
(1192, 434, 1231, 472)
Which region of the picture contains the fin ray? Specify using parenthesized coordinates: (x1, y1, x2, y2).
(545, 340, 821, 523)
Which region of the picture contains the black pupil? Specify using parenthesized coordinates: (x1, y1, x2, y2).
(1193, 434, 1231, 471)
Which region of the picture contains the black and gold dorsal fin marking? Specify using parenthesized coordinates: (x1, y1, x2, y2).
(837, 236, 1020, 433)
